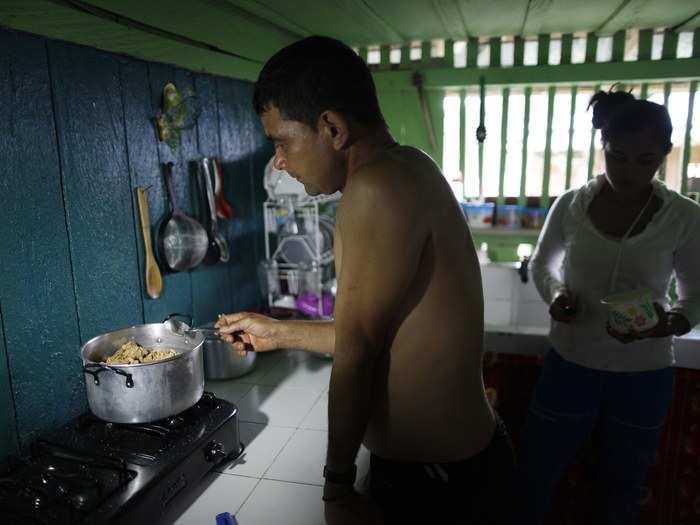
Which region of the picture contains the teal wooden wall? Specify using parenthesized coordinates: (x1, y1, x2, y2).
(0, 27, 271, 458)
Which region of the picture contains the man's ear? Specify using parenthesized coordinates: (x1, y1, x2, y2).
(318, 110, 350, 151)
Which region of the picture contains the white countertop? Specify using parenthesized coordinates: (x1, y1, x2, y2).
(485, 324, 700, 370)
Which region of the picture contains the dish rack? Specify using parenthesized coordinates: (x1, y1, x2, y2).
(262, 193, 340, 317)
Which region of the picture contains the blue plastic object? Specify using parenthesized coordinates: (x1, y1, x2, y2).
(215, 512, 238, 525)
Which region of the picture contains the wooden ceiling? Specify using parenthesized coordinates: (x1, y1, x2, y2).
(1, 0, 698, 79)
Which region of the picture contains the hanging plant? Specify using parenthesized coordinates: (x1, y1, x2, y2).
(155, 83, 201, 152)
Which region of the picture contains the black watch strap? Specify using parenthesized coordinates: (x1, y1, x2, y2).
(323, 464, 357, 485)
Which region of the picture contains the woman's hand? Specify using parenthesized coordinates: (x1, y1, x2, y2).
(215, 312, 282, 355)
(550, 291, 577, 323)
(607, 303, 690, 343)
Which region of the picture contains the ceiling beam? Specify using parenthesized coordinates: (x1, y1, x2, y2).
(372, 57, 700, 91)
(0, 0, 262, 79)
(226, 0, 313, 39)
(518, 0, 533, 36)
(56, 0, 261, 63)
(670, 8, 700, 32)
(595, 0, 633, 35)
(343, 0, 405, 43)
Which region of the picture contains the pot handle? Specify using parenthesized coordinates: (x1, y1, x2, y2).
(83, 363, 135, 388)
(163, 313, 193, 327)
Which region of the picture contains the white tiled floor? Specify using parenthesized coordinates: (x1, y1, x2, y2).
(158, 350, 370, 525)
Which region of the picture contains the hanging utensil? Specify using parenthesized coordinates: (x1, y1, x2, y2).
(201, 158, 230, 263)
(136, 186, 163, 299)
(213, 158, 234, 220)
(155, 162, 209, 272)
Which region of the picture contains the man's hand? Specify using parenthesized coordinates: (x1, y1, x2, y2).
(607, 303, 690, 344)
(323, 483, 383, 525)
(550, 291, 577, 323)
(215, 312, 280, 355)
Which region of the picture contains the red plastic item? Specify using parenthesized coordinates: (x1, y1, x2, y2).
(213, 158, 234, 220)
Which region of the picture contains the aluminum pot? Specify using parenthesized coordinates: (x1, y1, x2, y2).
(80, 318, 205, 423)
(201, 322, 256, 380)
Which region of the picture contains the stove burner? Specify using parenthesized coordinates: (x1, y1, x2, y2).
(0, 393, 240, 525)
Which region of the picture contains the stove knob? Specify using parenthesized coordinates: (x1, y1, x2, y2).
(205, 441, 226, 462)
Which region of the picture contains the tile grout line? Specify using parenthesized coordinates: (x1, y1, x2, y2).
(234, 476, 264, 516)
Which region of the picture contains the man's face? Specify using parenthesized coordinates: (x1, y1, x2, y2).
(260, 106, 343, 196)
(603, 127, 669, 195)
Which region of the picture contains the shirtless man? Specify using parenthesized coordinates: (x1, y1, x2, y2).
(216, 36, 514, 524)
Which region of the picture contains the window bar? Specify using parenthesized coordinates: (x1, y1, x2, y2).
(359, 47, 368, 63)
(541, 86, 556, 208)
(519, 87, 532, 206)
(538, 34, 550, 65)
(400, 44, 410, 67)
(467, 36, 478, 67)
(612, 30, 626, 62)
(587, 83, 601, 180)
(694, 28, 700, 58)
(585, 32, 598, 63)
(380, 44, 390, 69)
(661, 29, 678, 60)
(681, 81, 697, 195)
(460, 89, 467, 195)
(565, 86, 578, 189)
(478, 78, 485, 197)
(640, 83, 649, 99)
(659, 82, 672, 181)
(422, 40, 432, 64)
(638, 28, 653, 61)
(444, 39, 454, 67)
(498, 87, 510, 204)
(490, 37, 501, 67)
(561, 33, 573, 65)
(514, 36, 525, 66)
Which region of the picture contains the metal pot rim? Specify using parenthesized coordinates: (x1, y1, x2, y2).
(80, 323, 204, 368)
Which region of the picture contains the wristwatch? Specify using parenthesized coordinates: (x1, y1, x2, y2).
(323, 464, 357, 485)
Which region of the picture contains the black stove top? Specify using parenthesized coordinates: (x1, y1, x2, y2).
(0, 393, 242, 525)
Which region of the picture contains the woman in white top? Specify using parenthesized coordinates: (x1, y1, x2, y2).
(520, 89, 700, 525)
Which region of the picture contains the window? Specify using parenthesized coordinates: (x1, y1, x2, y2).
(443, 83, 700, 201)
(389, 46, 401, 64)
(477, 37, 490, 67)
(409, 40, 422, 60)
(501, 37, 515, 67)
(453, 40, 467, 68)
(367, 45, 380, 64)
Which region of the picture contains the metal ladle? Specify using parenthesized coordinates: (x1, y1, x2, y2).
(164, 318, 220, 338)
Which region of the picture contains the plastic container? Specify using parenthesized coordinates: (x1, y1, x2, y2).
(600, 288, 659, 334)
(521, 207, 547, 229)
(495, 204, 522, 229)
(462, 202, 494, 229)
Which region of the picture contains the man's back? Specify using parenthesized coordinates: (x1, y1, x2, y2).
(335, 145, 496, 462)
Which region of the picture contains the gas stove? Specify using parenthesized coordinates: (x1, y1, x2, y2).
(0, 392, 242, 525)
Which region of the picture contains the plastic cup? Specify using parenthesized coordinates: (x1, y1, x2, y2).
(600, 289, 659, 334)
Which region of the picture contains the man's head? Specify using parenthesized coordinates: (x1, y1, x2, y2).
(253, 36, 385, 195)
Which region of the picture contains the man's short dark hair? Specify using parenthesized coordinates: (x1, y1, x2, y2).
(253, 36, 385, 129)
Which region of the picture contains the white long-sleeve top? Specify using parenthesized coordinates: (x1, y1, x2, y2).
(531, 175, 700, 372)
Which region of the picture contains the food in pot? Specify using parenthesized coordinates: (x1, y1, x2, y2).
(105, 341, 177, 365)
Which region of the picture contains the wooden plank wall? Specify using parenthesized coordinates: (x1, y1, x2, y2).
(0, 27, 271, 454)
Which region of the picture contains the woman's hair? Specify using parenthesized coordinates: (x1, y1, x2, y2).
(588, 88, 672, 147)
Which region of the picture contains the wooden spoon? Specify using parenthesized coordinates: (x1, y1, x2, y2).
(136, 187, 163, 299)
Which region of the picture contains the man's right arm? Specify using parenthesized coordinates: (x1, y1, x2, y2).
(216, 312, 335, 356)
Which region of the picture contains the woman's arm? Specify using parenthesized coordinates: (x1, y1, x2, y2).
(530, 192, 573, 305)
(670, 205, 700, 333)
